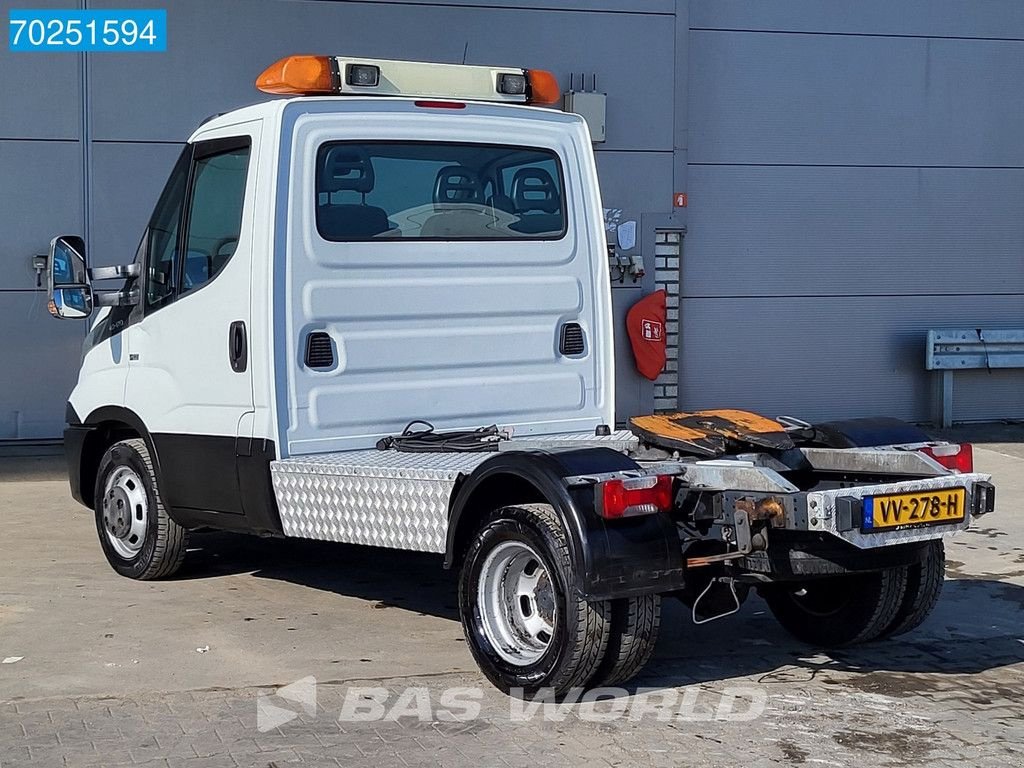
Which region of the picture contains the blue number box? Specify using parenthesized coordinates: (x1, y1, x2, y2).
(9, 9, 166, 52)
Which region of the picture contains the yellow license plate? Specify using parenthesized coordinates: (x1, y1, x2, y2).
(862, 488, 967, 532)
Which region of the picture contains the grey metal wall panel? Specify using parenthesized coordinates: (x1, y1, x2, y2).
(88, 142, 185, 267)
(0, 292, 82, 439)
(678, 295, 1024, 423)
(947, 369, 1024, 423)
(691, 0, 1024, 40)
(689, 31, 1024, 166)
(594, 151, 675, 217)
(322, 0, 675, 13)
(0, 140, 84, 290)
(0, 0, 81, 140)
(684, 165, 1024, 297)
(88, 0, 675, 152)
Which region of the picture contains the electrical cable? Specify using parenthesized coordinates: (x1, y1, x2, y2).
(375, 420, 506, 453)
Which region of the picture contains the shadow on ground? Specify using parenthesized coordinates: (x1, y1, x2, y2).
(0, 454, 67, 482)
(178, 530, 1024, 691)
(182, 531, 460, 619)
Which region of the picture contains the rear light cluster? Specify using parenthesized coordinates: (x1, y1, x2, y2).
(920, 443, 974, 473)
(597, 475, 675, 520)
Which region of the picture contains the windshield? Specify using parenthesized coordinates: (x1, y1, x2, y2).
(315, 141, 566, 242)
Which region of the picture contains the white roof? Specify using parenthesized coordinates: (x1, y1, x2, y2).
(189, 96, 579, 142)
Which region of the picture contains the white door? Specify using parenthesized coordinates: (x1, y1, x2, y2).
(124, 124, 260, 514)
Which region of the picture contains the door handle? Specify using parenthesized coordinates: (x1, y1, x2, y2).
(229, 320, 247, 373)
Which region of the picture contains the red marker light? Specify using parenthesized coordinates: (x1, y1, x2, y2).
(920, 443, 974, 473)
(414, 100, 467, 109)
(598, 475, 675, 520)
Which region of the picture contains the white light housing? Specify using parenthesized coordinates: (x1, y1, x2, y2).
(334, 56, 529, 102)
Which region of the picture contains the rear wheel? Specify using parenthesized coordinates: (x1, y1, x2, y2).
(458, 503, 610, 696)
(761, 567, 907, 647)
(94, 438, 188, 580)
(880, 540, 945, 639)
(590, 594, 661, 687)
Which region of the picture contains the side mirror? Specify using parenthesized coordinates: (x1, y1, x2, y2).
(50, 287, 94, 319)
(50, 235, 88, 286)
(46, 235, 140, 320)
(47, 236, 91, 320)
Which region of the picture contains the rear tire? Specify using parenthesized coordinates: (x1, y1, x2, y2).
(458, 503, 610, 696)
(880, 540, 945, 639)
(94, 438, 188, 580)
(761, 567, 907, 647)
(590, 594, 661, 687)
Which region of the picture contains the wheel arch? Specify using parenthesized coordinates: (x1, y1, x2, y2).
(444, 448, 686, 600)
(811, 416, 933, 449)
(67, 405, 159, 509)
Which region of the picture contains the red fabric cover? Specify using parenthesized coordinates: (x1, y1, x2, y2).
(626, 290, 668, 381)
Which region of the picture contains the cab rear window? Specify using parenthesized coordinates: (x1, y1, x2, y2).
(315, 141, 566, 241)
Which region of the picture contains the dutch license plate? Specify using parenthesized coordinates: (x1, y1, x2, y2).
(862, 487, 967, 532)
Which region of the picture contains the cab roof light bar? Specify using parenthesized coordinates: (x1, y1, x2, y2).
(256, 55, 561, 105)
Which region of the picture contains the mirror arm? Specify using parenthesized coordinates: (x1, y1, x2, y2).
(94, 288, 140, 307)
(88, 263, 141, 281)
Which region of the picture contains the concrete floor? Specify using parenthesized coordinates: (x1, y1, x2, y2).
(0, 432, 1022, 767)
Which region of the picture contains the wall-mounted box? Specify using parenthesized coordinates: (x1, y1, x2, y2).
(563, 90, 607, 143)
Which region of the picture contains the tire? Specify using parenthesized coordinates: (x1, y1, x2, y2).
(880, 540, 945, 639)
(761, 567, 907, 647)
(93, 438, 188, 580)
(591, 594, 661, 687)
(458, 503, 610, 696)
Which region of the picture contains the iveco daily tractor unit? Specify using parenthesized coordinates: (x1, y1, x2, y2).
(46, 56, 996, 695)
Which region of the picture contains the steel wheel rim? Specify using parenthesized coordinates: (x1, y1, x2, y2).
(477, 540, 557, 666)
(101, 466, 149, 560)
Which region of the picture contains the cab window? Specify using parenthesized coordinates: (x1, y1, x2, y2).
(143, 148, 190, 310)
(315, 141, 566, 241)
(182, 142, 251, 293)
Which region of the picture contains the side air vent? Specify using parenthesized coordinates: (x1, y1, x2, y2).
(559, 323, 586, 356)
(304, 331, 335, 369)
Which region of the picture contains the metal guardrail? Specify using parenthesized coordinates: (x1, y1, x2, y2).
(926, 329, 1024, 427)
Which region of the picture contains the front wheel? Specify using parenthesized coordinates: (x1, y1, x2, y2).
(458, 504, 610, 696)
(761, 567, 907, 647)
(94, 438, 189, 580)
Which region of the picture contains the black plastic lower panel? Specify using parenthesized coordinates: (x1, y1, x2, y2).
(152, 433, 282, 536)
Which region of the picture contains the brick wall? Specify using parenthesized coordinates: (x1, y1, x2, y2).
(654, 231, 682, 412)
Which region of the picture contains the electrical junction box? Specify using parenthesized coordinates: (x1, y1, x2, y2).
(563, 90, 607, 143)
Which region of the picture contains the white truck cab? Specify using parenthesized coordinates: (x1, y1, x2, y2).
(48, 56, 997, 695)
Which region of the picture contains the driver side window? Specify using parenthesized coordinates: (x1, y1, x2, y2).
(182, 142, 251, 294)
(143, 149, 190, 310)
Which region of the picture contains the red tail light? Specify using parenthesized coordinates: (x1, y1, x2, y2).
(920, 443, 974, 473)
(598, 475, 675, 520)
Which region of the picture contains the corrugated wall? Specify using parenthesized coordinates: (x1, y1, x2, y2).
(4, 0, 1023, 439)
(684, 1, 1024, 422)
(0, 0, 677, 438)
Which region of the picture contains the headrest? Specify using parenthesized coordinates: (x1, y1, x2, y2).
(320, 147, 375, 194)
(511, 168, 560, 214)
(434, 166, 483, 205)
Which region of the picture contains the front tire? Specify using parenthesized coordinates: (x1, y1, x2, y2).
(761, 567, 907, 647)
(94, 438, 188, 580)
(458, 503, 610, 696)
